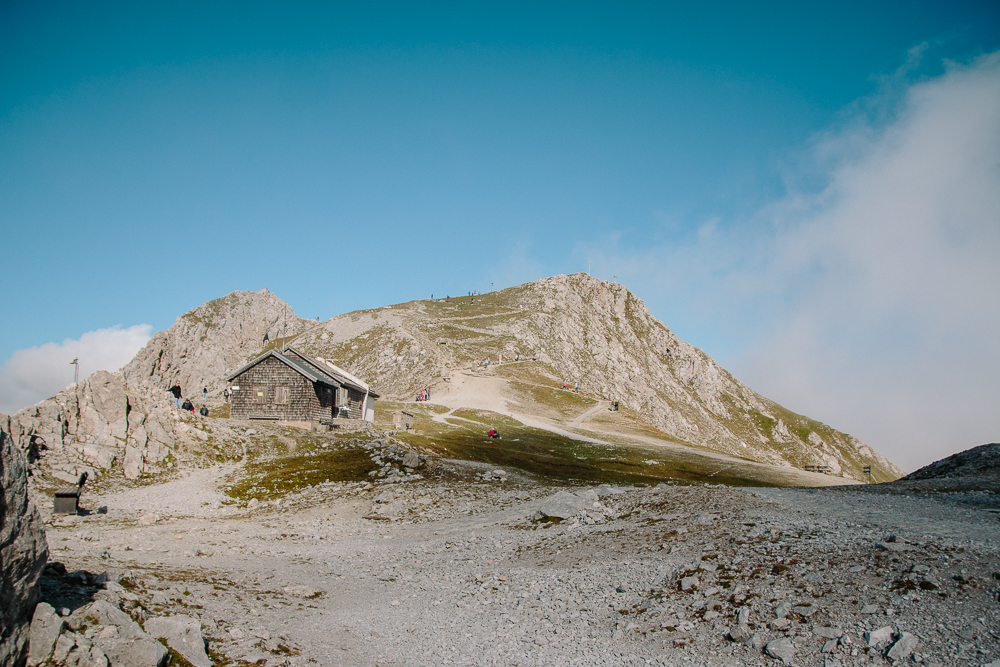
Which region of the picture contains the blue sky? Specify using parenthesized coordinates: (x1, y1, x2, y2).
(2, 1, 998, 470)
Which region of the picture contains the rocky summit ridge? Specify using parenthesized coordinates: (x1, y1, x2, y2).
(3, 274, 901, 486)
(124, 288, 307, 395)
(290, 274, 901, 482)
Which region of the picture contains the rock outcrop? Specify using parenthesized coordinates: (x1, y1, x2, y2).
(1, 429, 48, 667)
(4, 290, 302, 483)
(3, 373, 178, 482)
(894, 442, 1000, 492)
(124, 289, 305, 396)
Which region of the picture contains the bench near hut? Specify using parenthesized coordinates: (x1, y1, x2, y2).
(54, 472, 88, 514)
(225, 346, 378, 429)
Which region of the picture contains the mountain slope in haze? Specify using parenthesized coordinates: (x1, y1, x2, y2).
(124, 288, 307, 395)
(289, 274, 902, 482)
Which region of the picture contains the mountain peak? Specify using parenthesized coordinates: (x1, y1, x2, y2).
(124, 289, 305, 395)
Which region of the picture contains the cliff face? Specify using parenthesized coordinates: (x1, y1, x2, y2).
(124, 289, 305, 396)
(3, 372, 181, 482)
(290, 274, 902, 482)
(0, 429, 48, 667)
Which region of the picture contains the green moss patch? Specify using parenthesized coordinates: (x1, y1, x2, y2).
(225, 439, 378, 501)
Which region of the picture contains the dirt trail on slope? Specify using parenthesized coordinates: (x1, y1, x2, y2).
(426, 369, 854, 488)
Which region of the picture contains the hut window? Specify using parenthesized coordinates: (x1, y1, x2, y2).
(275, 386, 290, 404)
(339, 388, 349, 407)
(252, 385, 267, 403)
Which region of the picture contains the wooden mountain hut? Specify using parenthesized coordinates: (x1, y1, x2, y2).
(225, 347, 378, 425)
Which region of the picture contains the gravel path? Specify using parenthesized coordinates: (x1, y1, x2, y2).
(36, 459, 1000, 667)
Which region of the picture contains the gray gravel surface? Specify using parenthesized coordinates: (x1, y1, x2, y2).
(36, 462, 1000, 667)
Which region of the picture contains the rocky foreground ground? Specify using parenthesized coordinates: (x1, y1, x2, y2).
(25, 440, 1000, 667)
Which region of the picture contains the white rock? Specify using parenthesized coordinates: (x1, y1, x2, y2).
(886, 632, 918, 661)
(765, 638, 796, 664)
(864, 626, 894, 650)
(26, 603, 64, 666)
(145, 615, 211, 667)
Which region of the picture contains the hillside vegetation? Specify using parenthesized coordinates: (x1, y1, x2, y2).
(290, 274, 900, 483)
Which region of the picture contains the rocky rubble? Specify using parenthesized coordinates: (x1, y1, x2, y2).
(27, 445, 999, 667)
(24, 563, 188, 667)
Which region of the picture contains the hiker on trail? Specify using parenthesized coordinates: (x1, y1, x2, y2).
(203, 387, 207, 400)
(515, 352, 519, 362)
(487, 428, 500, 439)
(170, 383, 182, 408)
(263, 332, 269, 344)
(424, 389, 430, 401)
(224, 388, 230, 401)
(199, 405, 209, 417)
(575, 384, 579, 393)
(562, 381, 568, 390)
(446, 296, 450, 302)
(181, 399, 194, 412)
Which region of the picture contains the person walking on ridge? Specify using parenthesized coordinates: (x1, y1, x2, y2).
(170, 383, 182, 408)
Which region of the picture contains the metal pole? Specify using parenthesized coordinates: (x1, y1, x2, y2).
(70, 358, 79, 386)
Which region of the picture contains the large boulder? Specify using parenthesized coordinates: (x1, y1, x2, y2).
(26, 603, 63, 666)
(145, 615, 210, 667)
(537, 489, 599, 520)
(1, 430, 49, 667)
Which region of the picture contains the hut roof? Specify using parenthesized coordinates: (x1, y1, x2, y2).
(285, 347, 380, 398)
(224, 349, 341, 388)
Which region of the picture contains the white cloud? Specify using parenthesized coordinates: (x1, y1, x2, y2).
(585, 51, 1000, 472)
(0, 324, 152, 415)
